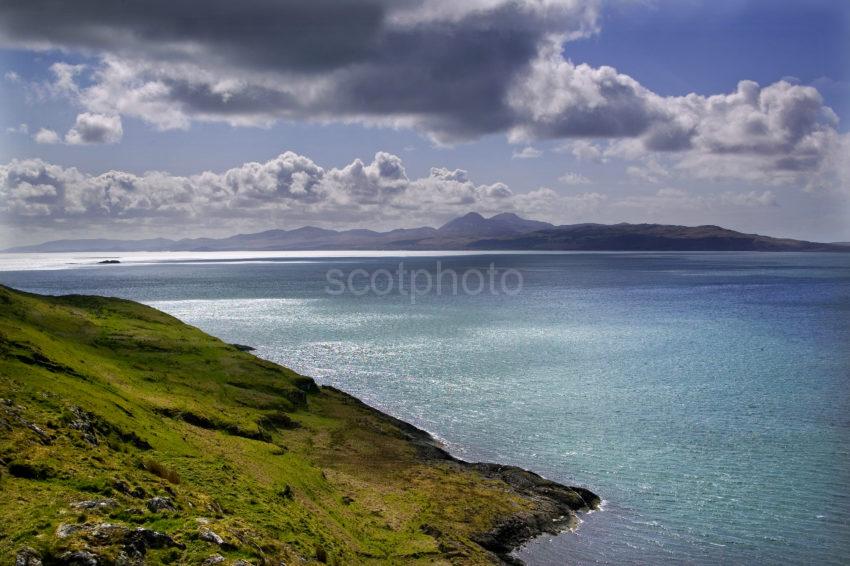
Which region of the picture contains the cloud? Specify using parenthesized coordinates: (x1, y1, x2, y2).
(511, 39, 844, 188)
(4, 70, 20, 83)
(557, 140, 606, 163)
(511, 187, 607, 221)
(0, 0, 601, 142)
(0, 0, 844, 189)
(625, 158, 670, 184)
(6, 123, 28, 134)
(26, 115, 123, 146)
(33, 128, 60, 144)
(608, 187, 781, 218)
(507, 36, 663, 142)
(614, 79, 842, 187)
(65, 113, 123, 144)
(719, 190, 778, 207)
(512, 146, 542, 159)
(48, 63, 85, 96)
(0, 152, 524, 230)
(558, 171, 591, 185)
(2, 150, 802, 241)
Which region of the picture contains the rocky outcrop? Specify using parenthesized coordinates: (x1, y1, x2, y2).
(323, 386, 600, 563)
(123, 527, 186, 557)
(54, 522, 184, 561)
(465, 466, 598, 562)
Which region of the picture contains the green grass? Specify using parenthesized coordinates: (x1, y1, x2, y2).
(0, 285, 540, 564)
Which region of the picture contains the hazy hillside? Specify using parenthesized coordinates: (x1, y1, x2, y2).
(4, 213, 843, 253)
(467, 223, 840, 252)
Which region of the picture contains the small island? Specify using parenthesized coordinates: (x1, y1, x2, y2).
(97, 259, 121, 264)
(0, 285, 597, 565)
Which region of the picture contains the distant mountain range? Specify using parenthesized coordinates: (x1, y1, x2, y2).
(5, 213, 847, 253)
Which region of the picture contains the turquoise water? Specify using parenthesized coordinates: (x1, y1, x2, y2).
(2, 252, 848, 564)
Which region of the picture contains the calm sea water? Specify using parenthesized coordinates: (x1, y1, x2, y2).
(2, 251, 848, 565)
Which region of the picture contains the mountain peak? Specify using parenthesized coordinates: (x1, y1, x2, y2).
(453, 211, 485, 223)
(438, 212, 490, 234)
(438, 212, 553, 237)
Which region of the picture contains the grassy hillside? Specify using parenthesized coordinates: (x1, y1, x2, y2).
(0, 286, 597, 565)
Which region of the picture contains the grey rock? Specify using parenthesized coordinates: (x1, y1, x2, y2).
(57, 551, 98, 566)
(26, 422, 51, 444)
(15, 547, 42, 566)
(146, 496, 176, 512)
(88, 522, 129, 545)
(202, 555, 225, 565)
(56, 523, 88, 538)
(69, 407, 101, 445)
(71, 498, 118, 511)
(123, 527, 185, 557)
(199, 527, 225, 545)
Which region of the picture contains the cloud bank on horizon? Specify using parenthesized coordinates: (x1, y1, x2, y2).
(0, 150, 785, 241)
(0, 0, 848, 243)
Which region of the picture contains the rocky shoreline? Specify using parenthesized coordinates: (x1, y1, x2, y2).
(324, 386, 601, 564)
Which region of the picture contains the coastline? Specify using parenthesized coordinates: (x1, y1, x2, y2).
(0, 285, 598, 565)
(323, 385, 601, 564)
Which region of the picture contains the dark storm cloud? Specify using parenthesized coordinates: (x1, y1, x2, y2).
(0, 0, 388, 72)
(164, 80, 300, 116)
(328, 12, 542, 138)
(0, 0, 602, 140)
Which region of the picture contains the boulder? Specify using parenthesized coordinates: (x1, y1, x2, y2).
(199, 527, 225, 545)
(146, 496, 176, 512)
(123, 527, 185, 557)
(15, 547, 42, 566)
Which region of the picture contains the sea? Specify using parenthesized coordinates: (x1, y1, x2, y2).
(1, 250, 848, 565)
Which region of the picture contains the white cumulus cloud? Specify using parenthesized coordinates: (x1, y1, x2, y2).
(33, 128, 60, 144)
(65, 113, 123, 145)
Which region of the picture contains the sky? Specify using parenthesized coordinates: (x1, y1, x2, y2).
(0, 0, 848, 247)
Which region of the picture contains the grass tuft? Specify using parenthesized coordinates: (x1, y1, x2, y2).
(141, 458, 180, 484)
